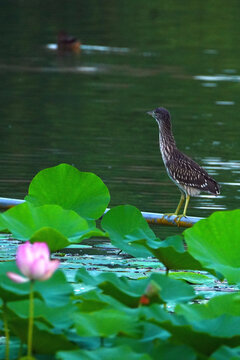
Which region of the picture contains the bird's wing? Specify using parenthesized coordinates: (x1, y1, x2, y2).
(166, 154, 220, 194)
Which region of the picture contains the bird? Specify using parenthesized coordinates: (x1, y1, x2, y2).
(147, 107, 220, 222)
(57, 31, 81, 53)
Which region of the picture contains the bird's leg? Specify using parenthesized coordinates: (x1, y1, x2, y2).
(174, 195, 190, 225)
(182, 195, 190, 217)
(174, 193, 185, 215)
(164, 193, 185, 218)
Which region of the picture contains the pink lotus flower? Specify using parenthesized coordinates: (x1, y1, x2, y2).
(7, 241, 60, 283)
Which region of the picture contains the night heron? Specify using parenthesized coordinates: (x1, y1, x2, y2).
(147, 107, 220, 221)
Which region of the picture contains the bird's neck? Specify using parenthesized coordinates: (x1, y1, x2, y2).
(158, 122, 176, 162)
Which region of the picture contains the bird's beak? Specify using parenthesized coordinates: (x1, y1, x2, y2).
(147, 110, 154, 116)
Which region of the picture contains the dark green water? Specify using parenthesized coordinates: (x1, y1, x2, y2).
(0, 1, 240, 240)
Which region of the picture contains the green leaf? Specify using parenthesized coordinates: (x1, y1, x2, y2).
(25, 163, 110, 220)
(1, 271, 74, 354)
(101, 205, 154, 257)
(169, 271, 213, 284)
(75, 286, 138, 315)
(113, 335, 196, 360)
(139, 321, 171, 342)
(74, 308, 140, 337)
(30, 227, 70, 252)
(0, 262, 72, 306)
(0, 262, 31, 302)
(133, 235, 206, 271)
(2, 202, 89, 242)
(7, 298, 76, 330)
(75, 268, 195, 307)
(101, 205, 209, 271)
(1, 202, 105, 251)
(175, 293, 240, 319)
(151, 342, 196, 360)
(141, 301, 240, 356)
(139, 294, 240, 355)
(184, 210, 240, 284)
(75, 289, 112, 313)
(0, 214, 7, 231)
(57, 346, 151, 360)
(8, 317, 75, 354)
(210, 345, 240, 360)
(34, 270, 73, 307)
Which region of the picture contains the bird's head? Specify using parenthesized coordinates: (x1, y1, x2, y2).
(147, 107, 171, 124)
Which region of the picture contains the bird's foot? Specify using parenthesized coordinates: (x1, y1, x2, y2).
(163, 213, 187, 226)
(174, 214, 188, 226)
(163, 213, 177, 219)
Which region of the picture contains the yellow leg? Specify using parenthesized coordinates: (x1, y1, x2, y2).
(174, 195, 191, 225)
(174, 193, 185, 215)
(182, 194, 190, 217)
(164, 193, 185, 218)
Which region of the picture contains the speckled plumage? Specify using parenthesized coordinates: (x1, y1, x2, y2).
(147, 107, 220, 218)
(165, 150, 220, 196)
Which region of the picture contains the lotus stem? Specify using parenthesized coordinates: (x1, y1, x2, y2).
(3, 302, 10, 360)
(27, 281, 34, 358)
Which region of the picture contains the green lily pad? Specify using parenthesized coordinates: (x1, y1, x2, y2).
(114, 336, 196, 360)
(141, 305, 240, 356)
(7, 298, 76, 330)
(0, 262, 31, 302)
(101, 205, 155, 257)
(75, 268, 195, 307)
(151, 342, 196, 360)
(0, 262, 72, 306)
(175, 293, 240, 319)
(30, 227, 70, 251)
(8, 316, 75, 354)
(0, 214, 7, 231)
(101, 205, 210, 272)
(75, 289, 113, 313)
(57, 346, 151, 360)
(1, 202, 92, 245)
(210, 345, 240, 360)
(184, 210, 240, 284)
(25, 163, 110, 220)
(74, 308, 140, 337)
(34, 270, 73, 307)
(169, 271, 213, 285)
(133, 235, 206, 272)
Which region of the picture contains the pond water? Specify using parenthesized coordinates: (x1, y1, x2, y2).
(0, 2, 239, 248)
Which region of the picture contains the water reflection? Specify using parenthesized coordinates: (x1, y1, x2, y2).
(0, 63, 104, 74)
(203, 49, 218, 55)
(203, 158, 240, 170)
(195, 75, 240, 82)
(222, 183, 240, 186)
(196, 205, 226, 210)
(215, 101, 235, 106)
(202, 83, 217, 88)
(47, 43, 131, 54)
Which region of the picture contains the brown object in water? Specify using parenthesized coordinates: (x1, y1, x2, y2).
(57, 31, 81, 53)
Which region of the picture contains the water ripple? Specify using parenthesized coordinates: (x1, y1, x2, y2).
(194, 74, 240, 82)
